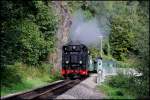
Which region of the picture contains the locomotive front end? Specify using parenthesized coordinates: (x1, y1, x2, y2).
(62, 41, 89, 79)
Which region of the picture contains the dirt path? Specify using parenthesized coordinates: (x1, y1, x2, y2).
(56, 74, 106, 99)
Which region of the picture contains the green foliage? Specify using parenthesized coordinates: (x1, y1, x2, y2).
(98, 83, 134, 99)
(50, 70, 63, 81)
(89, 48, 101, 59)
(131, 1, 149, 96)
(103, 73, 149, 97)
(17, 20, 45, 65)
(93, 1, 149, 96)
(67, 1, 83, 14)
(1, 0, 58, 67)
(109, 15, 135, 61)
(67, 1, 94, 20)
(83, 10, 93, 20)
(1, 1, 59, 95)
(106, 73, 134, 89)
(116, 60, 136, 68)
(1, 66, 22, 87)
(91, 1, 149, 61)
(0, 1, 149, 97)
(1, 62, 62, 96)
(34, 1, 58, 38)
(100, 76, 134, 98)
(103, 38, 111, 56)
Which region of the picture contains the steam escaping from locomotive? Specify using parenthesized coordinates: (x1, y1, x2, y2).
(69, 10, 106, 46)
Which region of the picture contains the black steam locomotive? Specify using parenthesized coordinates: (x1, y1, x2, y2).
(61, 41, 89, 78)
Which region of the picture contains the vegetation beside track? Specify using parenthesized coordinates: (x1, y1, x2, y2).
(1, 62, 62, 96)
(0, 1, 61, 96)
(98, 82, 135, 99)
(88, 1, 149, 98)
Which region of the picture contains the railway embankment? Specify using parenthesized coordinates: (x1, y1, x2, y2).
(1, 80, 63, 100)
(1, 79, 86, 100)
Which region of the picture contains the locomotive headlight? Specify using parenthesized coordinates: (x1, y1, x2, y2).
(65, 61, 69, 64)
(73, 46, 76, 49)
(79, 61, 82, 64)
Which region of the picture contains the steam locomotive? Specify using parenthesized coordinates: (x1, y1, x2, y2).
(61, 41, 89, 78)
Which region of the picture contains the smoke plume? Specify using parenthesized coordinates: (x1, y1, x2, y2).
(69, 10, 107, 47)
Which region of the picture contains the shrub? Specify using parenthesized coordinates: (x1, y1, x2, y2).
(115, 90, 124, 96)
(106, 73, 134, 89)
(1, 1, 58, 67)
(1, 64, 22, 87)
(50, 70, 63, 81)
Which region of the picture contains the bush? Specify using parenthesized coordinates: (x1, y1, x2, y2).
(50, 70, 63, 81)
(106, 73, 136, 89)
(1, 62, 61, 96)
(115, 90, 124, 96)
(1, 64, 22, 87)
(1, 62, 61, 88)
(105, 73, 145, 97)
(1, 1, 58, 67)
(98, 83, 134, 99)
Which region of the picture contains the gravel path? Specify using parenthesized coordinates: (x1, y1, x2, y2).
(56, 74, 106, 99)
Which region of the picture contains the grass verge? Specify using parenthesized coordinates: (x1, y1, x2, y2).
(97, 83, 135, 99)
(1, 62, 62, 96)
(1, 78, 52, 96)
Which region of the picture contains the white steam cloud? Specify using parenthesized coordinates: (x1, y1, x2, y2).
(69, 10, 106, 46)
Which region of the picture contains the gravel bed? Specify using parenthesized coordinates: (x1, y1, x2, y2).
(56, 74, 105, 99)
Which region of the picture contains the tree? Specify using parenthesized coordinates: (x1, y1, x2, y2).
(0, 0, 58, 67)
(109, 15, 134, 60)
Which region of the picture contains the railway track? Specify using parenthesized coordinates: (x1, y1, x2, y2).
(1, 79, 83, 100)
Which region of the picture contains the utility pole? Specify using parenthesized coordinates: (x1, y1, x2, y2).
(107, 40, 110, 56)
(97, 36, 103, 58)
(97, 35, 103, 84)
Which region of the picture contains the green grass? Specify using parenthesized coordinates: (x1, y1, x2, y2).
(98, 83, 135, 99)
(1, 78, 53, 96)
(1, 62, 62, 96)
(1, 79, 57, 97)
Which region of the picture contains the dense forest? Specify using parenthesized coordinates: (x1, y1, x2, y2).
(0, 1, 149, 98)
